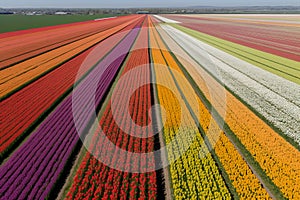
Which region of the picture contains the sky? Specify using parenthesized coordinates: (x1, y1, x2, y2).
(1, 0, 299, 8)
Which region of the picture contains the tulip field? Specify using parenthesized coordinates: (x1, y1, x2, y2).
(0, 14, 299, 199)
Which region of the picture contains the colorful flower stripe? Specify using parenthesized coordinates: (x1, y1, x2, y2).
(158, 21, 300, 199)
(160, 25, 300, 146)
(155, 23, 271, 199)
(0, 16, 142, 100)
(0, 18, 140, 157)
(163, 14, 300, 61)
(66, 17, 158, 199)
(0, 15, 138, 69)
(0, 17, 144, 200)
(170, 23, 300, 84)
(149, 19, 231, 199)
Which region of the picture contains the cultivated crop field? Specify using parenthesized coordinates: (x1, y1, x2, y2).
(0, 14, 116, 33)
(0, 14, 299, 199)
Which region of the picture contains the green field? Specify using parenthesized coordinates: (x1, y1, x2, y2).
(0, 14, 115, 33)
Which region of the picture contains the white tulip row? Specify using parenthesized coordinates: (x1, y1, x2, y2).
(160, 24, 300, 145)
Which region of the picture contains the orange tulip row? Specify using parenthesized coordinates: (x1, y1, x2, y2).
(180, 39, 300, 199)
(0, 16, 139, 69)
(149, 20, 232, 199)
(0, 17, 140, 99)
(154, 24, 273, 198)
(152, 21, 300, 199)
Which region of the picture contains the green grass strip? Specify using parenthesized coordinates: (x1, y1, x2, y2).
(170, 24, 300, 84)
(0, 14, 117, 33)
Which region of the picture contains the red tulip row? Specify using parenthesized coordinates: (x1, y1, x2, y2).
(0, 17, 141, 158)
(0, 17, 145, 200)
(0, 15, 139, 69)
(164, 15, 300, 61)
(67, 18, 159, 199)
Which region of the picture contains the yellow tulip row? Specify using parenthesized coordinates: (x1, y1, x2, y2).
(149, 25, 231, 199)
(154, 23, 300, 199)
(198, 99, 271, 199)
(150, 22, 273, 199)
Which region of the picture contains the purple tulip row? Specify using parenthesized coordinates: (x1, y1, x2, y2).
(0, 21, 142, 200)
